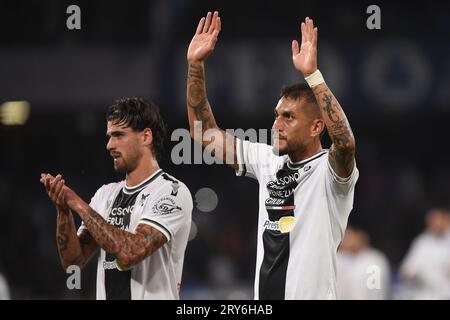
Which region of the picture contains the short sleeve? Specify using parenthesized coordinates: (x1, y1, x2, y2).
(138, 183, 193, 242)
(324, 155, 359, 239)
(326, 158, 359, 195)
(235, 138, 278, 180)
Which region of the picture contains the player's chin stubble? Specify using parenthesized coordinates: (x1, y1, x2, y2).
(113, 159, 126, 173)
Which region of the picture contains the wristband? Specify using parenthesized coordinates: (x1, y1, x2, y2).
(304, 69, 325, 88)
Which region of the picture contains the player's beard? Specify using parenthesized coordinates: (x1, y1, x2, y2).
(114, 153, 140, 174)
(273, 138, 307, 159)
(113, 157, 127, 173)
(272, 137, 288, 156)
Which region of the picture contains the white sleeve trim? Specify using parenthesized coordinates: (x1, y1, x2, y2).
(138, 219, 172, 242)
(327, 159, 357, 185)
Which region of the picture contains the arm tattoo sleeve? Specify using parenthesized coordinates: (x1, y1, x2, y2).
(187, 62, 217, 130)
(186, 62, 238, 170)
(312, 83, 356, 177)
(56, 209, 85, 268)
(82, 208, 166, 268)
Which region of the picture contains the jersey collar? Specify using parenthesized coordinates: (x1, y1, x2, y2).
(123, 169, 163, 194)
(287, 150, 327, 170)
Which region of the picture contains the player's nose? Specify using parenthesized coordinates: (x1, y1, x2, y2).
(106, 137, 115, 151)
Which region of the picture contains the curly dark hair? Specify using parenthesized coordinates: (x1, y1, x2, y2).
(106, 97, 167, 161)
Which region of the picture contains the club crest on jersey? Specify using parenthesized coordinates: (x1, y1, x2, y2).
(152, 196, 182, 215)
(263, 216, 297, 233)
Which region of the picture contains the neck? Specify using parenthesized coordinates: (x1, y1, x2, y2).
(288, 141, 323, 163)
(125, 157, 160, 187)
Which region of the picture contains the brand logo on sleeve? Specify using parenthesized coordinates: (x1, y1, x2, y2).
(139, 193, 150, 207)
(171, 182, 180, 196)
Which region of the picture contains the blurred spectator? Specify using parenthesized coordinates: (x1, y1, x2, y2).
(337, 226, 391, 299)
(398, 208, 450, 299)
(0, 272, 10, 300)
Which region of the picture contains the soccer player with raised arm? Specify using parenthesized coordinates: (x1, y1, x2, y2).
(186, 12, 358, 299)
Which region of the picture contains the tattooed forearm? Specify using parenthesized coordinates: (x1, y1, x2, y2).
(322, 93, 340, 123)
(312, 83, 355, 177)
(187, 64, 207, 108)
(57, 222, 69, 253)
(82, 208, 166, 268)
(187, 62, 217, 130)
(186, 62, 238, 170)
(312, 84, 355, 148)
(84, 208, 120, 255)
(56, 209, 85, 269)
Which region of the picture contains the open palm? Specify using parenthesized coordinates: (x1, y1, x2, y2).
(187, 11, 221, 63)
(292, 17, 318, 77)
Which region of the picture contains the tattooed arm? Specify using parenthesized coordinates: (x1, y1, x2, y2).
(41, 174, 98, 270)
(41, 174, 165, 269)
(292, 17, 355, 178)
(56, 208, 98, 270)
(62, 184, 167, 269)
(311, 84, 355, 178)
(186, 11, 238, 170)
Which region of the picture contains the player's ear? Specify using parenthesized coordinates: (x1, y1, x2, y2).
(142, 128, 153, 147)
(311, 118, 324, 137)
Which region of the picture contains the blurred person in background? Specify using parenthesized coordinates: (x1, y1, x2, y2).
(336, 226, 391, 299)
(399, 208, 450, 299)
(0, 271, 10, 300)
(186, 12, 358, 299)
(40, 98, 193, 300)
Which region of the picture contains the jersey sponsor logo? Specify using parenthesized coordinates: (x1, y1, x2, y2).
(267, 171, 301, 188)
(267, 188, 293, 198)
(152, 196, 182, 215)
(266, 169, 300, 199)
(265, 198, 285, 206)
(263, 216, 297, 233)
(107, 205, 134, 230)
(103, 260, 117, 270)
(279, 216, 296, 233)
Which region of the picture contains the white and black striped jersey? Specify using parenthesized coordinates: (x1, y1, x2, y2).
(78, 169, 193, 300)
(236, 139, 359, 299)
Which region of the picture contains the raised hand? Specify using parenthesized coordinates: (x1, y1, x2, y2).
(187, 11, 221, 64)
(292, 17, 318, 77)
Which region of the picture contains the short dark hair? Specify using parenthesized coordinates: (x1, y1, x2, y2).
(279, 83, 317, 105)
(106, 97, 167, 160)
(279, 83, 321, 118)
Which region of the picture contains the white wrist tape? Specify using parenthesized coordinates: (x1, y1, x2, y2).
(304, 69, 325, 88)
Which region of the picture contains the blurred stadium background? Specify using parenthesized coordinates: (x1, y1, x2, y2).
(1, 0, 450, 299)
